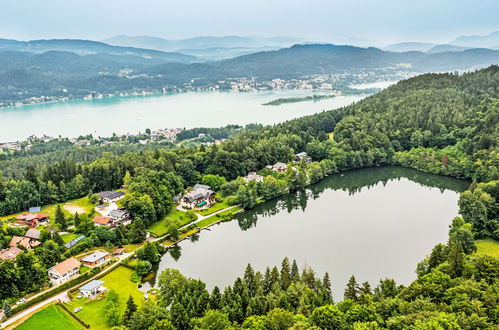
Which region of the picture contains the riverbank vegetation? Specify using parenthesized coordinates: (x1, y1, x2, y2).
(1, 66, 498, 326)
(262, 94, 337, 106)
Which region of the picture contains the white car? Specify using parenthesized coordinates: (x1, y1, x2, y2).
(17, 298, 26, 305)
(73, 307, 82, 313)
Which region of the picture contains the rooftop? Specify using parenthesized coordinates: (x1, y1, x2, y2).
(97, 191, 125, 200)
(51, 257, 80, 275)
(81, 250, 109, 263)
(92, 216, 111, 225)
(79, 280, 105, 291)
(25, 228, 41, 240)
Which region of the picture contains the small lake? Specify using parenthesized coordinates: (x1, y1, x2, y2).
(0, 90, 367, 142)
(142, 166, 468, 300)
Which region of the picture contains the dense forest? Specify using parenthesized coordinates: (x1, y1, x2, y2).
(0, 66, 497, 318)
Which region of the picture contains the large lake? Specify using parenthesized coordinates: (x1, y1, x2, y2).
(0, 90, 367, 142)
(142, 166, 468, 300)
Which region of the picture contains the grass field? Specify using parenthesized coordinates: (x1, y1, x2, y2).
(61, 233, 80, 243)
(147, 209, 197, 236)
(0, 196, 97, 222)
(475, 239, 499, 258)
(66, 266, 146, 330)
(15, 304, 84, 330)
(197, 207, 242, 228)
(196, 200, 232, 216)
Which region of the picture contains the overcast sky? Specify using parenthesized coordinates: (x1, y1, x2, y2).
(2, 0, 498, 45)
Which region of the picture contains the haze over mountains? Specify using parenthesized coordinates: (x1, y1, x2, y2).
(384, 30, 499, 53)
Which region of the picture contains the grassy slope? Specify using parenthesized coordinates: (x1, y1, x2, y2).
(15, 304, 84, 330)
(196, 207, 243, 228)
(475, 239, 499, 258)
(147, 209, 197, 236)
(196, 200, 232, 216)
(66, 266, 146, 330)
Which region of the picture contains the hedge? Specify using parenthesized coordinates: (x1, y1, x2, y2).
(57, 302, 90, 328)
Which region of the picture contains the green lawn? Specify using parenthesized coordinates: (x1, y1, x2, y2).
(475, 239, 499, 258)
(15, 304, 84, 330)
(196, 200, 232, 216)
(147, 209, 197, 236)
(66, 266, 146, 330)
(197, 207, 242, 228)
(61, 233, 80, 243)
(0, 196, 97, 222)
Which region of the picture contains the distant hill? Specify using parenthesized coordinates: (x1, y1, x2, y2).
(0, 38, 197, 64)
(102, 35, 304, 51)
(383, 42, 437, 52)
(427, 44, 471, 53)
(2, 43, 499, 105)
(450, 30, 499, 49)
(101, 35, 304, 60)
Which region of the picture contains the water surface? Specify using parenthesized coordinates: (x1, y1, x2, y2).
(142, 166, 468, 300)
(0, 90, 366, 142)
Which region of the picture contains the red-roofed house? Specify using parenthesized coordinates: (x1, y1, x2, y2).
(92, 216, 112, 227)
(48, 257, 80, 285)
(0, 247, 22, 260)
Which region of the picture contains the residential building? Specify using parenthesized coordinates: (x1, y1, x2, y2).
(244, 172, 264, 182)
(81, 251, 110, 267)
(92, 216, 112, 227)
(270, 162, 288, 172)
(0, 247, 22, 261)
(113, 248, 125, 256)
(96, 191, 125, 203)
(108, 209, 131, 226)
(48, 257, 80, 285)
(181, 184, 216, 209)
(79, 280, 106, 297)
(295, 152, 312, 163)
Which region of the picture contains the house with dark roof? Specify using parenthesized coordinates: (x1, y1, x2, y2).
(96, 191, 125, 203)
(79, 280, 106, 297)
(295, 152, 312, 163)
(108, 209, 131, 226)
(48, 257, 80, 285)
(181, 184, 216, 209)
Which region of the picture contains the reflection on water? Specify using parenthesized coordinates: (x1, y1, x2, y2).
(141, 166, 468, 300)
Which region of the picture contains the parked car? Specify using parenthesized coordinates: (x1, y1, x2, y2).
(73, 307, 82, 313)
(17, 298, 26, 305)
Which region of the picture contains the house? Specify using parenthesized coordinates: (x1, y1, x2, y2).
(181, 184, 216, 209)
(244, 172, 264, 182)
(15, 213, 49, 227)
(108, 209, 131, 226)
(96, 191, 125, 203)
(10, 234, 41, 250)
(79, 280, 106, 297)
(81, 251, 110, 267)
(270, 162, 288, 173)
(92, 216, 112, 227)
(113, 247, 125, 256)
(295, 152, 312, 163)
(25, 228, 41, 240)
(0, 247, 23, 261)
(47, 257, 80, 285)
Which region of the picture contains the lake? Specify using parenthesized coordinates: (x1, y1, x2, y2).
(0, 90, 367, 142)
(141, 166, 468, 300)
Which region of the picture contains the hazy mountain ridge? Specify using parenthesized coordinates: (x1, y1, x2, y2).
(0, 38, 197, 63)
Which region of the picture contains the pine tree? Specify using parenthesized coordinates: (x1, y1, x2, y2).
(171, 302, 189, 330)
(344, 275, 359, 300)
(123, 294, 137, 325)
(263, 267, 272, 294)
(448, 240, 465, 278)
(280, 257, 291, 290)
(322, 272, 333, 303)
(270, 266, 280, 290)
(210, 286, 222, 310)
(244, 264, 256, 297)
(359, 281, 372, 295)
(73, 212, 80, 228)
(291, 259, 300, 283)
(54, 205, 67, 230)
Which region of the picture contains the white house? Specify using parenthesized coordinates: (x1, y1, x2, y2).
(108, 209, 131, 226)
(79, 280, 106, 297)
(244, 172, 263, 182)
(181, 184, 216, 209)
(48, 257, 80, 285)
